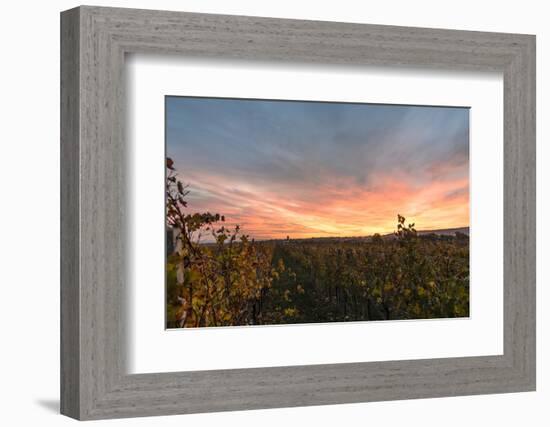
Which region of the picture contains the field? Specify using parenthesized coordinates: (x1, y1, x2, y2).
(166, 159, 469, 328)
(166, 231, 469, 328)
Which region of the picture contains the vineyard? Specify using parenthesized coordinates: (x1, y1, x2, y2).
(166, 158, 469, 328)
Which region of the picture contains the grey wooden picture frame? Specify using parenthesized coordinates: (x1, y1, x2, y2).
(60, 5, 536, 420)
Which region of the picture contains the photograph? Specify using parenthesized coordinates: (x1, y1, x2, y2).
(165, 96, 470, 328)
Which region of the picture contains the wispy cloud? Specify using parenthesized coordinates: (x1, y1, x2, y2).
(167, 97, 469, 240)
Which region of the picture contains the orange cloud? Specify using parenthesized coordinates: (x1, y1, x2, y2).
(181, 168, 469, 241)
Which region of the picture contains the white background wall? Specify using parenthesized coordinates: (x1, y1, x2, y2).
(0, 0, 546, 425)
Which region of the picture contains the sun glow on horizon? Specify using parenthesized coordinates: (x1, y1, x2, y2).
(167, 97, 469, 241)
(176, 170, 469, 241)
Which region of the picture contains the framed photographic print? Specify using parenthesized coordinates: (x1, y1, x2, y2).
(164, 97, 471, 329)
(61, 6, 536, 420)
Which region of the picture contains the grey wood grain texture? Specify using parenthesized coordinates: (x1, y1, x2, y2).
(60, 5, 536, 420)
(60, 7, 81, 419)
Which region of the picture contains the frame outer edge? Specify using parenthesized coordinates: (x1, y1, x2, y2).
(502, 34, 536, 390)
(60, 6, 81, 420)
(520, 34, 536, 389)
(527, 35, 536, 390)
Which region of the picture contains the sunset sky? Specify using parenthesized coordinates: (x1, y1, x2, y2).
(166, 96, 469, 240)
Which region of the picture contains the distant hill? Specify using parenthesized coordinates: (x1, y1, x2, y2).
(416, 226, 469, 236)
(194, 227, 470, 246)
(380, 226, 469, 241)
(256, 227, 470, 245)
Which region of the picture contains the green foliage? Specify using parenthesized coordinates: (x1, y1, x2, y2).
(253, 224, 469, 323)
(166, 158, 469, 327)
(166, 158, 282, 327)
